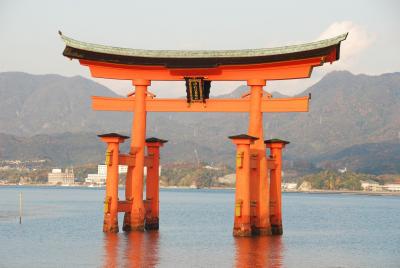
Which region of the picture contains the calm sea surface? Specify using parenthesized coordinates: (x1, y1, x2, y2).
(0, 186, 399, 268)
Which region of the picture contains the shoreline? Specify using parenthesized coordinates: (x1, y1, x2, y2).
(288, 189, 400, 196)
(1, 184, 400, 196)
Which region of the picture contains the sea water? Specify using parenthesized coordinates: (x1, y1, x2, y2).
(0, 186, 399, 267)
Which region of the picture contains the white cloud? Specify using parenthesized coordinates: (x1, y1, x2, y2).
(268, 21, 375, 96)
(317, 21, 375, 70)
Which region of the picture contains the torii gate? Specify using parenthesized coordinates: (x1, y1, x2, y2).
(60, 32, 347, 236)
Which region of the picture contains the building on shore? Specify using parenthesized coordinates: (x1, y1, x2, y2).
(360, 180, 381, 191)
(360, 180, 400, 192)
(48, 168, 75, 185)
(383, 184, 400, 192)
(85, 164, 162, 184)
(282, 182, 297, 191)
(85, 165, 128, 184)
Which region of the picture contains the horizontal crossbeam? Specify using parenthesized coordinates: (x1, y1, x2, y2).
(117, 200, 132, 212)
(92, 96, 309, 113)
(119, 154, 136, 166)
(81, 57, 322, 81)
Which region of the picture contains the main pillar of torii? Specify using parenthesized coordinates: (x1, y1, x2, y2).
(60, 31, 347, 235)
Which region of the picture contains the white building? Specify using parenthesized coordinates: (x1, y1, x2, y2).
(48, 168, 75, 185)
(360, 180, 382, 191)
(383, 184, 400, 192)
(86, 164, 163, 185)
(85, 164, 128, 184)
(282, 182, 297, 191)
(85, 165, 165, 184)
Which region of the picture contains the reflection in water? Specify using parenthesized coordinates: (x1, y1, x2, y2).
(103, 232, 159, 268)
(103, 233, 120, 268)
(123, 232, 160, 267)
(234, 236, 283, 268)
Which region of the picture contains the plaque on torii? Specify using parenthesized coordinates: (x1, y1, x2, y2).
(60, 31, 347, 236)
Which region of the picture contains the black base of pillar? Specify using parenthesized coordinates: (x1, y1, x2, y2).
(122, 213, 131, 232)
(252, 227, 272, 236)
(271, 224, 283, 235)
(122, 212, 145, 232)
(145, 217, 159, 230)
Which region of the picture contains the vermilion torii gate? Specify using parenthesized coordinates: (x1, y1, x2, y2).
(60, 32, 347, 236)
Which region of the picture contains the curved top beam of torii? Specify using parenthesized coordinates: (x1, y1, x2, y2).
(59, 31, 347, 82)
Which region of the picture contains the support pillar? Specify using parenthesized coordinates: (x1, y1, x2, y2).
(144, 137, 168, 230)
(247, 79, 271, 235)
(265, 139, 290, 235)
(229, 134, 258, 237)
(123, 79, 150, 232)
(98, 133, 129, 233)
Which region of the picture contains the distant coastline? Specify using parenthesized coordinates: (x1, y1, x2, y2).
(2, 183, 400, 196)
(285, 189, 400, 196)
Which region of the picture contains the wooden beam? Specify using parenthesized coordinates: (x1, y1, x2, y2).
(119, 154, 136, 166)
(117, 200, 132, 212)
(81, 57, 322, 81)
(92, 96, 309, 113)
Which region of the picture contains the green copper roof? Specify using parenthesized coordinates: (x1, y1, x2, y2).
(264, 138, 290, 144)
(59, 31, 348, 59)
(229, 134, 259, 140)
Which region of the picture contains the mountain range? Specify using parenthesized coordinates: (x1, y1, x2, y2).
(0, 71, 399, 174)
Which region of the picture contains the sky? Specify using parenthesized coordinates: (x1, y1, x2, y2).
(1, 0, 399, 97)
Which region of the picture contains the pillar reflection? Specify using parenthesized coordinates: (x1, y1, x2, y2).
(234, 236, 283, 268)
(123, 232, 160, 268)
(103, 233, 120, 268)
(102, 232, 159, 268)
